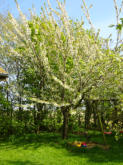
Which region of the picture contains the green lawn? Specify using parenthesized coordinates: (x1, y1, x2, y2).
(0, 133, 122, 165)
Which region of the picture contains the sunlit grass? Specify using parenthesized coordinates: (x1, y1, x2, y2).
(0, 133, 122, 165)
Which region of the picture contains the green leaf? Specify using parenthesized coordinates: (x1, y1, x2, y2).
(109, 24, 115, 28)
(116, 24, 122, 31)
(120, 18, 123, 24)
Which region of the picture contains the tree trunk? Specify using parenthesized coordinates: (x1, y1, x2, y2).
(78, 113, 81, 127)
(62, 107, 69, 139)
(92, 101, 97, 128)
(112, 100, 118, 126)
(85, 100, 92, 129)
(36, 103, 43, 133)
(93, 109, 97, 127)
(18, 95, 23, 121)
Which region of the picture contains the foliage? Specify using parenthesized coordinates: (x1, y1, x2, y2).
(0, 0, 122, 140)
(0, 133, 122, 165)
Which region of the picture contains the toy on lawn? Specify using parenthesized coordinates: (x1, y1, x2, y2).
(76, 142, 87, 148)
(104, 132, 112, 135)
(81, 142, 87, 148)
(81, 142, 87, 153)
(76, 143, 81, 147)
(104, 131, 123, 134)
(70, 141, 110, 150)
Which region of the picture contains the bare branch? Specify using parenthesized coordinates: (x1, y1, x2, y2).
(81, 0, 94, 30)
(113, 0, 123, 51)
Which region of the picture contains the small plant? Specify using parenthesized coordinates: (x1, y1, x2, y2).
(9, 135, 16, 143)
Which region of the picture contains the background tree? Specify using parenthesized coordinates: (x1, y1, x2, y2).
(0, 0, 122, 139)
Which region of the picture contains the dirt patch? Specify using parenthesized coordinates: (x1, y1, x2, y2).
(68, 141, 110, 150)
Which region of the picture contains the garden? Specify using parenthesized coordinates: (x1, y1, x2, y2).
(0, 0, 123, 164)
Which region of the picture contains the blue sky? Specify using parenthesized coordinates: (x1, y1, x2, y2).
(0, 0, 123, 39)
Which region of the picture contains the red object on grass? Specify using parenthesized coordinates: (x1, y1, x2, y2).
(104, 132, 112, 135)
(81, 142, 87, 147)
(120, 131, 123, 133)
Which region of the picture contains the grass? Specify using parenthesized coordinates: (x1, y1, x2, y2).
(0, 132, 122, 165)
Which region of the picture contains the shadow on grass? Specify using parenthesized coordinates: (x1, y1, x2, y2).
(2, 160, 43, 165)
(0, 133, 123, 164)
(66, 134, 123, 164)
(66, 144, 123, 164)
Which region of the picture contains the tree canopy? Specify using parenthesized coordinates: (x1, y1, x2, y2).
(0, 0, 122, 139)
